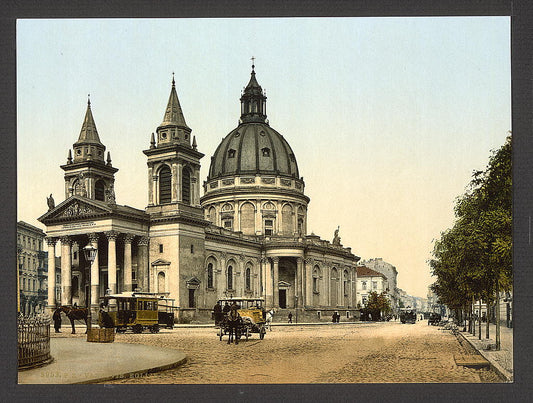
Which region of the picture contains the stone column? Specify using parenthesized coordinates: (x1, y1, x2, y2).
(60, 236, 72, 306)
(324, 266, 330, 307)
(194, 168, 201, 207)
(238, 254, 246, 295)
(264, 258, 272, 308)
(171, 162, 178, 202)
(296, 257, 303, 308)
(152, 174, 158, 205)
(304, 258, 313, 307)
(255, 199, 262, 235)
(177, 164, 183, 201)
(137, 236, 149, 292)
(88, 233, 100, 307)
(105, 231, 118, 294)
(46, 237, 57, 311)
(272, 257, 279, 308)
(123, 234, 134, 292)
(147, 164, 154, 206)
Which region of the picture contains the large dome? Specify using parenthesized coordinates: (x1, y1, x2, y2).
(208, 122, 300, 180)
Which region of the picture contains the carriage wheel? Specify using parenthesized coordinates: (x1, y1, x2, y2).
(133, 324, 143, 334)
(259, 325, 266, 340)
(150, 324, 159, 333)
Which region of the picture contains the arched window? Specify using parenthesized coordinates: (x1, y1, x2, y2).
(227, 265, 233, 290)
(208, 206, 216, 224)
(182, 166, 191, 205)
(330, 268, 338, 306)
(344, 270, 349, 296)
(157, 272, 165, 293)
(159, 165, 171, 204)
(240, 202, 255, 235)
(207, 263, 214, 289)
(282, 204, 293, 236)
(95, 180, 105, 201)
(245, 267, 251, 291)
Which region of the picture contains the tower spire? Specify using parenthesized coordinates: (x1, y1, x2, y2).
(240, 59, 267, 124)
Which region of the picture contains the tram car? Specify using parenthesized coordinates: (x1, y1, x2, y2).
(98, 292, 178, 333)
(399, 308, 417, 324)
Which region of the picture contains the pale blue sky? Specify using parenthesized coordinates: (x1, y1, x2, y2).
(17, 17, 510, 298)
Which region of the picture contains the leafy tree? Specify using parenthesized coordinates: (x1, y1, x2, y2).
(366, 291, 392, 315)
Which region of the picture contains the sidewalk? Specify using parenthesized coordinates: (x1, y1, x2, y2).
(18, 336, 186, 384)
(458, 322, 513, 382)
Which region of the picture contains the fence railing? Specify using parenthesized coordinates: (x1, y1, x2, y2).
(17, 313, 52, 370)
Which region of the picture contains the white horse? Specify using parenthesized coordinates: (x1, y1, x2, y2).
(265, 309, 275, 331)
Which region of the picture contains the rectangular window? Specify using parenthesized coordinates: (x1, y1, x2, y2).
(362, 281, 366, 290)
(159, 244, 163, 253)
(265, 229, 272, 236)
(223, 220, 233, 229)
(132, 270, 137, 280)
(265, 219, 273, 226)
(190, 244, 194, 254)
(73, 251, 78, 260)
(372, 281, 377, 290)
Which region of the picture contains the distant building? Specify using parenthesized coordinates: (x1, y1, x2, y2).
(359, 258, 399, 311)
(17, 221, 47, 314)
(355, 266, 386, 307)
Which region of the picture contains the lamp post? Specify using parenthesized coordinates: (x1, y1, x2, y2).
(83, 244, 97, 330)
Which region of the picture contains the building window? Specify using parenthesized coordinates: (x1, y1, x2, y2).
(362, 296, 367, 305)
(227, 265, 233, 290)
(228, 149, 236, 158)
(264, 219, 273, 236)
(223, 219, 233, 230)
(362, 281, 367, 290)
(245, 267, 251, 291)
(372, 281, 377, 290)
(261, 147, 270, 157)
(344, 270, 349, 296)
(132, 270, 137, 281)
(159, 244, 164, 253)
(159, 165, 172, 204)
(190, 244, 194, 254)
(182, 166, 191, 205)
(73, 251, 77, 260)
(313, 266, 320, 293)
(207, 263, 214, 289)
(95, 180, 106, 201)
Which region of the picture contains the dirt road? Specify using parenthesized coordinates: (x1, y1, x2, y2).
(91, 321, 500, 384)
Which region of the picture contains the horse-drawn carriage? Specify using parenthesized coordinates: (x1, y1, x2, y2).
(98, 292, 178, 333)
(215, 297, 267, 343)
(399, 308, 417, 324)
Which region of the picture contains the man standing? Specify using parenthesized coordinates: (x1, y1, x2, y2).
(53, 308, 62, 333)
(288, 312, 293, 323)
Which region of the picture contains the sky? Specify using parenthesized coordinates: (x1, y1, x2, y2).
(17, 17, 510, 298)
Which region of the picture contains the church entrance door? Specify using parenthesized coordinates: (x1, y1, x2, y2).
(279, 289, 287, 308)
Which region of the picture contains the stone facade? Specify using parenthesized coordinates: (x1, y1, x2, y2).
(39, 67, 360, 322)
(17, 221, 48, 314)
(355, 266, 386, 308)
(359, 258, 399, 312)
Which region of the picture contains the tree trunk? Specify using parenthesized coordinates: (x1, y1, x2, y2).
(486, 299, 490, 339)
(472, 297, 475, 336)
(496, 280, 501, 350)
(478, 299, 482, 340)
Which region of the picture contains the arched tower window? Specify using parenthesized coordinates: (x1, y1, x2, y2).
(95, 180, 105, 201)
(227, 265, 233, 290)
(159, 165, 171, 204)
(207, 263, 214, 289)
(182, 166, 191, 205)
(245, 267, 251, 291)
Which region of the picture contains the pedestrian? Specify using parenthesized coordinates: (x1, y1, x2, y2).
(332, 312, 336, 323)
(53, 308, 62, 333)
(213, 301, 223, 325)
(223, 302, 231, 316)
(288, 312, 293, 323)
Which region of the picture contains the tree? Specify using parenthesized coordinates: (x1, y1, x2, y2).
(429, 134, 511, 345)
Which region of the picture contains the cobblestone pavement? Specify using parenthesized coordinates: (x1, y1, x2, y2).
(92, 321, 502, 384)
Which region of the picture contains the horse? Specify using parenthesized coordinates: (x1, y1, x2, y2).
(265, 309, 275, 331)
(59, 306, 88, 334)
(226, 308, 242, 345)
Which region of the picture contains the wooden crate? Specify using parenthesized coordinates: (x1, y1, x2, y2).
(87, 328, 115, 343)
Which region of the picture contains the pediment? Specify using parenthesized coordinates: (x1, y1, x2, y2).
(278, 280, 291, 288)
(151, 258, 171, 266)
(186, 276, 201, 286)
(39, 196, 112, 222)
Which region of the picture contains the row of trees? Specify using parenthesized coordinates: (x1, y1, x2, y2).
(429, 134, 512, 347)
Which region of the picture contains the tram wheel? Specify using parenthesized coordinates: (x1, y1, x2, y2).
(132, 324, 143, 334)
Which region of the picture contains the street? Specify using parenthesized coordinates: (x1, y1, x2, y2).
(67, 321, 502, 384)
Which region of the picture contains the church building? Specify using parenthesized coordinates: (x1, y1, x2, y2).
(38, 65, 360, 322)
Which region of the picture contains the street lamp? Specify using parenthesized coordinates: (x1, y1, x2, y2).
(83, 244, 97, 330)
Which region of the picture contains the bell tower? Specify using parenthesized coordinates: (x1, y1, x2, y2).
(60, 97, 118, 203)
(143, 76, 204, 212)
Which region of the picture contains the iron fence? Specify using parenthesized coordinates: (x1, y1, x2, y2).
(17, 313, 52, 369)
